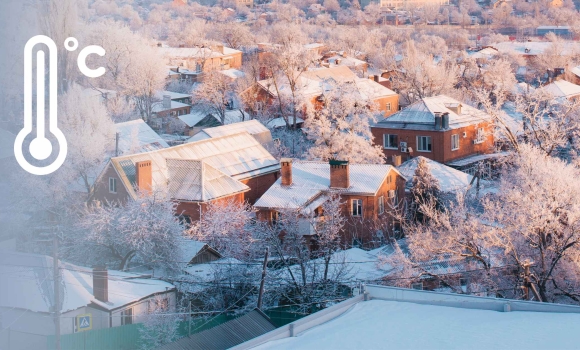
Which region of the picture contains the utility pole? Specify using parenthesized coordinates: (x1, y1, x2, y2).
(53, 234, 61, 350)
(257, 248, 269, 310)
(522, 260, 543, 302)
(188, 300, 192, 337)
(115, 132, 120, 157)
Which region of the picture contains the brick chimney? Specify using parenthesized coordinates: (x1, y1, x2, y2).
(374, 75, 380, 83)
(434, 112, 442, 131)
(163, 95, 171, 109)
(329, 160, 350, 189)
(280, 158, 292, 186)
(93, 266, 108, 303)
(135, 160, 152, 193)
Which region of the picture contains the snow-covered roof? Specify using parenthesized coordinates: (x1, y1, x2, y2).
(374, 95, 491, 131)
(468, 47, 499, 59)
(159, 46, 242, 59)
(188, 120, 272, 145)
(397, 156, 473, 193)
(152, 100, 190, 113)
(265, 117, 305, 129)
(251, 296, 580, 350)
(178, 110, 211, 127)
(0, 251, 175, 314)
(572, 66, 580, 78)
(540, 80, 580, 99)
(492, 41, 580, 56)
(115, 119, 169, 155)
(325, 53, 367, 68)
(255, 161, 402, 210)
(155, 90, 191, 101)
(110, 132, 280, 200)
(219, 68, 245, 80)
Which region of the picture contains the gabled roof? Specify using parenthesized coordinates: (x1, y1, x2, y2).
(374, 95, 491, 131)
(114, 119, 169, 155)
(397, 156, 473, 193)
(159, 309, 276, 350)
(159, 46, 242, 59)
(188, 120, 272, 145)
(572, 66, 580, 78)
(492, 40, 580, 56)
(155, 90, 191, 101)
(541, 80, 580, 99)
(109, 132, 279, 201)
(255, 161, 403, 210)
(0, 251, 175, 314)
(152, 100, 190, 113)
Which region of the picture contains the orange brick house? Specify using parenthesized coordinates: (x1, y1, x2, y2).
(247, 66, 399, 117)
(91, 132, 280, 221)
(371, 95, 494, 166)
(254, 159, 407, 248)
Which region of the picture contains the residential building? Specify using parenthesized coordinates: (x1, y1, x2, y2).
(371, 95, 494, 165)
(114, 119, 169, 156)
(319, 51, 369, 75)
(380, 0, 449, 10)
(0, 251, 176, 350)
(249, 66, 399, 116)
(254, 159, 406, 247)
(187, 120, 273, 146)
(151, 94, 192, 119)
(541, 79, 580, 101)
(397, 156, 474, 195)
(161, 45, 243, 83)
(236, 285, 580, 350)
(91, 132, 280, 220)
(570, 65, 580, 85)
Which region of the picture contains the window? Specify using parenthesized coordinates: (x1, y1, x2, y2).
(195, 63, 202, 73)
(383, 134, 398, 149)
(451, 134, 460, 151)
(351, 199, 363, 217)
(121, 308, 133, 325)
(271, 211, 280, 225)
(417, 136, 432, 152)
(386, 102, 392, 111)
(109, 177, 117, 193)
(411, 282, 423, 290)
(378, 196, 385, 214)
(475, 127, 485, 144)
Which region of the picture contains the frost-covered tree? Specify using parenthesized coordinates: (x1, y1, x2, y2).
(68, 191, 185, 271)
(409, 157, 441, 222)
(304, 80, 385, 164)
(138, 296, 181, 350)
(192, 70, 241, 125)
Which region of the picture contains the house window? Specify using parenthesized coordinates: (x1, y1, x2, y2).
(417, 136, 432, 152)
(475, 127, 485, 144)
(109, 177, 117, 193)
(411, 282, 424, 290)
(121, 308, 133, 325)
(383, 134, 398, 149)
(271, 211, 280, 225)
(386, 102, 392, 111)
(195, 63, 202, 73)
(378, 196, 385, 214)
(351, 199, 363, 217)
(451, 134, 460, 151)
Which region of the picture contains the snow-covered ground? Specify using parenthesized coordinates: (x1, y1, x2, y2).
(254, 299, 580, 350)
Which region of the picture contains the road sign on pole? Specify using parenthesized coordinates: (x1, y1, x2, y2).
(77, 314, 92, 332)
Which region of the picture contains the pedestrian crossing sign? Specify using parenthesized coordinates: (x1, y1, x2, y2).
(77, 314, 92, 331)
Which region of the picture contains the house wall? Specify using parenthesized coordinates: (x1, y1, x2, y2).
(371, 121, 494, 164)
(239, 172, 280, 205)
(109, 290, 176, 328)
(91, 163, 131, 205)
(374, 95, 399, 117)
(176, 192, 246, 221)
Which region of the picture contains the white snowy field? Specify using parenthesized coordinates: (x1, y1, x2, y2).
(254, 299, 580, 350)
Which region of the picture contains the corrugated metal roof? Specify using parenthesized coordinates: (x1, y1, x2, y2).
(541, 80, 580, 99)
(115, 119, 169, 155)
(374, 95, 491, 131)
(189, 120, 273, 145)
(158, 309, 276, 350)
(110, 132, 279, 200)
(255, 161, 401, 210)
(397, 156, 473, 193)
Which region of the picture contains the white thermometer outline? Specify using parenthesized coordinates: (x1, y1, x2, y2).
(15, 35, 67, 176)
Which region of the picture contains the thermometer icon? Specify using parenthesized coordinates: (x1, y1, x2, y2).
(14, 35, 105, 176)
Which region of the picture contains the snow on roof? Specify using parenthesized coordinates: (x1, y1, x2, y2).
(155, 90, 191, 101)
(265, 117, 305, 129)
(492, 40, 580, 56)
(374, 95, 491, 131)
(110, 132, 279, 200)
(178, 110, 214, 127)
(167, 158, 250, 201)
(219, 68, 245, 80)
(303, 65, 358, 82)
(179, 240, 209, 263)
(572, 66, 580, 78)
(325, 53, 367, 67)
(159, 46, 242, 59)
(252, 298, 580, 350)
(468, 47, 499, 59)
(254, 161, 400, 210)
(540, 80, 580, 99)
(115, 119, 169, 155)
(188, 120, 272, 145)
(0, 251, 174, 313)
(446, 152, 508, 167)
(397, 156, 473, 193)
(152, 100, 190, 113)
(304, 43, 325, 50)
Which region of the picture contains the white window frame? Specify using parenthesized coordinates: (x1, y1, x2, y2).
(109, 177, 117, 194)
(351, 199, 363, 217)
(386, 102, 392, 111)
(383, 134, 398, 149)
(417, 136, 432, 152)
(451, 134, 460, 151)
(411, 282, 424, 290)
(475, 127, 485, 144)
(121, 308, 133, 325)
(378, 196, 385, 214)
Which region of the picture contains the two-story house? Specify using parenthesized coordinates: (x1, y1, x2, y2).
(254, 159, 406, 248)
(91, 132, 280, 221)
(371, 95, 494, 167)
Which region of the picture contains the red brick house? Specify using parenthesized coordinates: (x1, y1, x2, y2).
(254, 159, 407, 248)
(91, 132, 280, 221)
(371, 95, 494, 166)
